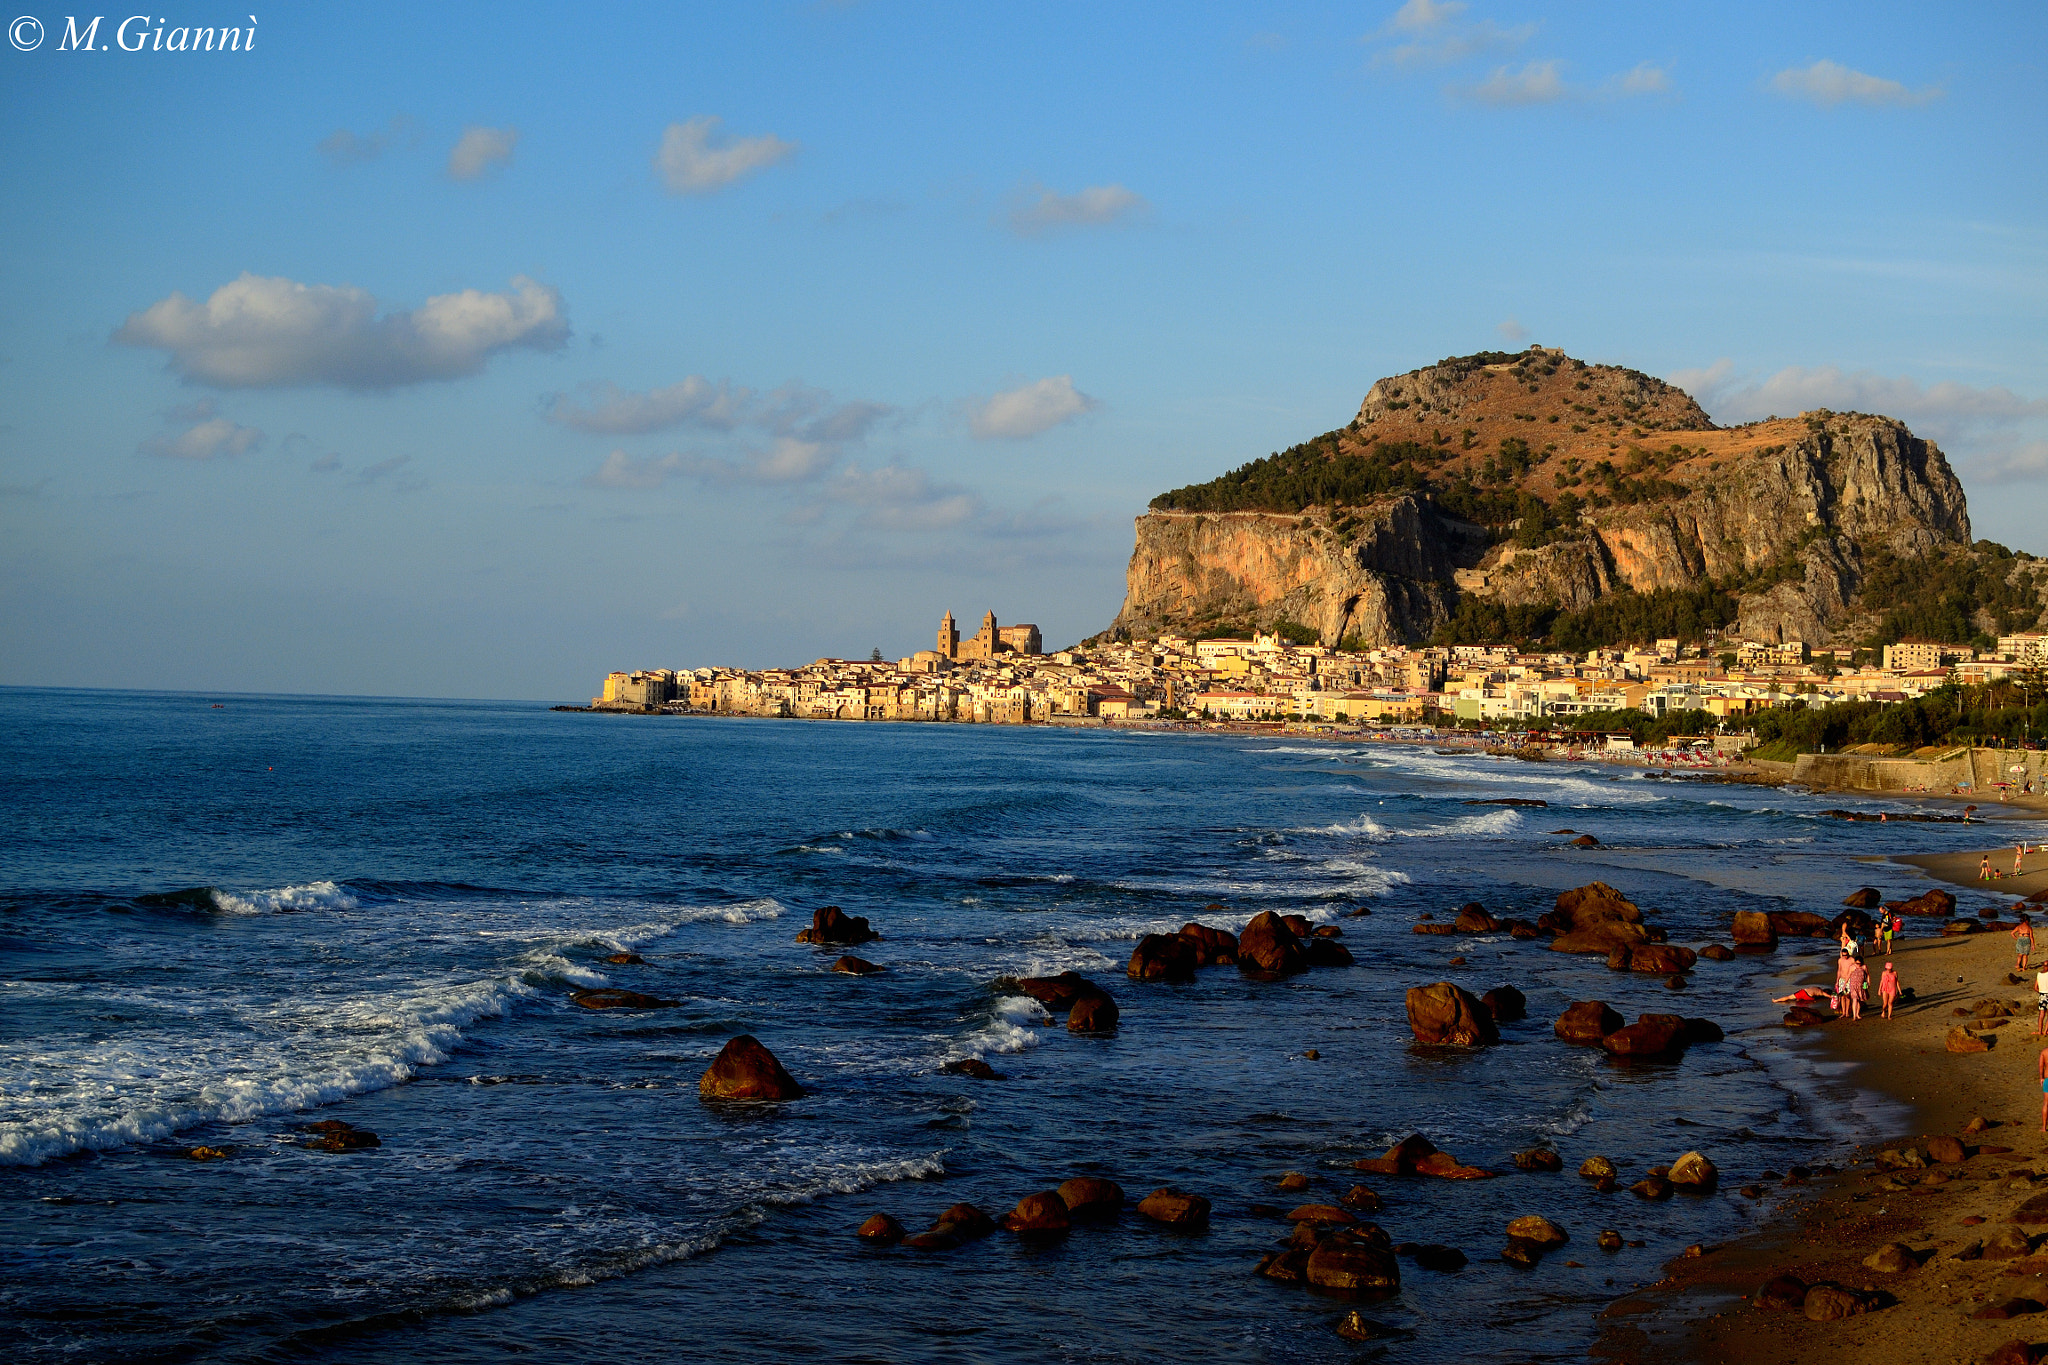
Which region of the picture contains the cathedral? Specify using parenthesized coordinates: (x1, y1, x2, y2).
(938, 610, 1042, 662)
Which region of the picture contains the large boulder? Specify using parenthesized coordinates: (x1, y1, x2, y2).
(1068, 992, 1120, 1034)
(795, 905, 878, 946)
(1766, 910, 1832, 938)
(1948, 1027, 1993, 1053)
(1546, 883, 1644, 932)
(931, 1202, 996, 1241)
(1002, 1192, 1072, 1237)
(832, 955, 884, 975)
(1178, 922, 1238, 967)
(699, 1035, 805, 1101)
(857, 1213, 905, 1244)
(1481, 985, 1528, 1024)
(1057, 1177, 1125, 1220)
(1128, 934, 1198, 983)
(1889, 888, 1958, 917)
(1505, 1215, 1568, 1247)
(1136, 1188, 1210, 1230)
(1601, 1014, 1687, 1060)
(1454, 903, 1500, 933)
(1832, 909, 1876, 939)
(1803, 1285, 1878, 1322)
(1305, 1227, 1401, 1294)
(1668, 1151, 1718, 1191)
(1406, 982, 1500, 1047)
(1554, 1001, 1625, 1046)
(570, 988, 679, 1010)
(1304, 937, 1356, 968)
(1842, 887, 1882, 909)
(1013, 972, 1102, 1011)
(1609, 944, 1697, 974)
(1731, 911, 1778, 946)
(1238, 911, 1309, 978)
(1552, 922, 1652, 956)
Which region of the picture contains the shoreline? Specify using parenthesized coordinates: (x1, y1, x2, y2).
(1595, 883, 2048, 1363)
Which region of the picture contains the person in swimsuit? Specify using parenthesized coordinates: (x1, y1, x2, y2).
(2019, 914, 2035, 971)
(1878, 961, 1900, 1019)
(2037, 965, 2048, 1039)
(1841, 957, 1866, 1020)
(1985, 855, 1996, 881)
(1772, 987, 1830, 1006)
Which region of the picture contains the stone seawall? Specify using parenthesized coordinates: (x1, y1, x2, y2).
(1789, 747, 2048, 796)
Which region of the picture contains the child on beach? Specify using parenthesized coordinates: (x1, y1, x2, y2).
(2019, 914, 2036, 971)
(1984, 855, 1995, 881)
(1879, 961, 1899, 1020)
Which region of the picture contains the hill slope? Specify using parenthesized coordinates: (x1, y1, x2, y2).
(1109, 347, 2036, 651)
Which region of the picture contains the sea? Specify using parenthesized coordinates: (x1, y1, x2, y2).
(0, 686, 2030, 1363)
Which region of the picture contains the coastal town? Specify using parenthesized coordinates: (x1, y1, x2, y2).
(586, 608, 2048, 737)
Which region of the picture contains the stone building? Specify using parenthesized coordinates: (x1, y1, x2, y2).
(937, 610, 1041, 663)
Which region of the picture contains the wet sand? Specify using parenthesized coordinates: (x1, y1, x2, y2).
(1594, 925, 2048, 1364)
(1897, 844, 2048, 900)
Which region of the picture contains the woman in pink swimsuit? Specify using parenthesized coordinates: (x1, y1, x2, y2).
(1879, 961, 1900, 1020)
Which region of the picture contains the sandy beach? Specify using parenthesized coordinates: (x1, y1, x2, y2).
(1900, 843, 2048, 901)
(1595, 888, 2048, 1364)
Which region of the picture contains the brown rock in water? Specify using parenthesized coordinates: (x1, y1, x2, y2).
(857, 1213, 905, 1245)
(1580, 1156, 1617, 1181)
(1406, 982, 1499, 1046)
(1412, 1151, 1496, 1179)
(1514, 1147, 1564, 1173)
(1306, 1228, 1401, 1293)
(570, 988, 678, 1010)
(186, 1145, 233, 1160)
(1287, 1204, 1357, 1225)
(1601, 1014, 1687, 1060)
(1506, 1215, 1568, 1246)
(1277, 1170, 1310, 1192)
(1766, 910, 1832, 938)
(302, 1121, 380, 1152)
(1002, 1191, 1072, 1237)
(698, 1035, 805, 1101)
(1555, 1001, 1625, 1046)
(1754, 1274, 1808, 1310)
(1056, 1177, 1124, 1220)
(941, 1058, 1000, 1080)
(1948, 1027, 1994, 1053)
(1237, 911, 1309, 977)
(1127, 933, 1198, 982)
(1481, 985, 1527, 1024)
(1680, 1018, 1725, 1046)
(1547, 882, 1643, 930)
(1404, 1243, 1468, 1272)
(1178, 922, 1239, 967)
(1068, 993, 1119, 1033)
(1668, 1151, 1718, 1191)
(1631, 1176, 1673, 1200)
(832, 955, 883, 975)
(794, 905, 878, 946)
(1413, 921, 1460, 936)
(1597, 1229, 1624, 1251)
(1354, 1134, 1439, 1176)
(1698, 943, 1734, 961)
(903, 1230, 960, 1251)
(1843, 887, 1882, 909)
(603, 951, 646, 964)
(1927, 1135, 1967, 1164)
(1506, 918, 1542, 939)
(1136, 1188, 1210, 1230)
(1551, 922, 1652, 956)
(1256, 1247, 1311, 1283)
(1304, 937, 1355, 968)
(1862, 1242, 1918, 1273)
(1012, 972, 1099, 1011)
(1610, 944, 1697, 974)
(1890, 887, 1958, 917)
(1334, 1311, 1413, 1342)
(1454, 903, 1500, 933)
(1341, 1185, 1384, 1213)
(1570, 834, 1601, 847)
(931, 1202, 996, 1241)
(1281, 913, 1313, 938)
(1731, 909, 1779, 945)
(1313, 925, 1343, 939)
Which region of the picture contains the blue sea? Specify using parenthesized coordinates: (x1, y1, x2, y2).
(0, 687, 2026, 1363)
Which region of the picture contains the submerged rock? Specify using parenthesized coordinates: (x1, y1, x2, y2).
(698, 1035, 805, 1101)
(1554, 1001, 1625, 1046)
(301, 1120, 380, 1152)
(1002, 1191, 1072, 1238)
(1237, 911, 1309, 977)
(1127, 933, 1198, 983)
(940, 1057, 1000, 1080)
(1136, 1187, 1210, 1230)
(1481, 985, 1528, 1024)
(831, 954, 884, 975)
(794, 905, 878, 946)
(857, 1213, 905, 1245)
(1067, 992, 1119, 1034)
(1406, 982, 1499, 1046)
(1056, 1177, 1124, 1220)
(1513, 1147, 1563, 1173)
(570, 988, 678, 1010)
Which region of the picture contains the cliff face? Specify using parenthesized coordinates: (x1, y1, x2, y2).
(1108, 350, 1973, 647)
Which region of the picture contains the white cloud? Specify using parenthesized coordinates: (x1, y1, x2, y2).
(141, 399, 264, 460)
(544, 377, 752, 434)
(821, 463, 982, 531)
(448, 125, 518, 180)
(654, 116, 797, 195)
(969, 376, 1099, 439)
(1671, 361, 2047, 437)
(1388, 0, 1467, 32)
(116, 273, 569, 389)
(1496, 318, 1529, 344)
(1967, 441, 2048, 484)
(1612, 62, 1671, 95)
(1464, 59, 1566, 105)
(1007, 184, 1149, 236)
(1770, 59, 1942, 108)
(317, 115, 414, 165)
(1380, 19, 1533, 69)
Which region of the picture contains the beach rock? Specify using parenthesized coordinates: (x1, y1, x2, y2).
(1334, 1312, 1413, 1342)
(1877, 1145, 1927, 1169)
(1305, 1228, 1401, 1293)
(1056, 1177, 1124, 1220)
(1256, 1248, 1311, 1283)
(1985, 1227, 2035, 1259)
(1178, 922, 1238, 967)
(1506, 919, 1543, 940)
(1404, 1243, 1468, 1272)
(941, 1057, 1000, 1079)
(1892, 888, 1959, 917)
(1340, 1185, 1385, 1214)
(1597, 1229, 1624, 1250)
(1783, 1006, 1834, 1027)
(832, 954, 884, 975)
(1766, 910, 1833, 938)
(1552, 922, 1652, 956)
(795, 905, 878, 946)
(1668, 1151, 1719, 1192)
(1948, 1027, 1994, 1053)
(1755, 1274, 1809, 1310)
(698, 1035, 806, 1101)
(903, 1230, 960, 1251)
(1973, 1299, 2044, 1320)
(1549, 882, 1644, 931)
(1601, 1014, 1687, 1060)
(1555, 1001, 1626, 1045)
(1412, 1151, 1496, 1179)
(1355, 1135, 1440, 1175)
(1610, 944, 1697, 974)
(1982, 1342, 2044, 1365)
(1514, 1147, 1564, 1173)
(1967, 1116, 1993, 1133)
(1454, 903, 1500, 933)
(1862, 1242, 1918, 1273)
(1481, 985, 1528, 1024)
(1002, 1191, 1072, 1237)
(1413, 921, 1460, 936)
(1287, 1204, 1356, 1225)
(570, 988, 678, 1010)
(1731, 911, 1779, 946)
(1843, 887, 1883, 909)
(857, 1213, 905, 1245)
(1406, 982, 1499, 1047)
(1929, 1136, 1968, 1164)
(1699, 943, 1735, 961)
(1313, 925, 1343, 938)
(1580, 1156, 1617, 1181)
(1630, 1176, 1674, 1200)
(1506, 1215, 1568, 1247)
(186, 1145, 233, 1160)
(1804, 1284, 1877, 1322)
(1136, 1188, 1210, 1230)
(603, 951, 646, 964)
(1011, 971, 1099, 1010)
(1280, 913, 1313, 937)
(1946, 919, 1985, 936)
(1277, 1170, 1311, 1192)
(1570, 834, 1601, 848)
(1304, 937, 1356, 968)
(1237, 911, 1309, 977)
(1067, 992, 1119, 1034)
(1127, 933, 1198, 983)
(931, 1202, 996, 1241)
(1680, 1018, 1725, 1046)
(302, 1121, 380, 1152)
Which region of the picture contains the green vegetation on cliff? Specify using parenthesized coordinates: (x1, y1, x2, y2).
(1148, 433, 1433, 514)
(1431, 583, 1740, 651)
(1857, 544, 2044, 650)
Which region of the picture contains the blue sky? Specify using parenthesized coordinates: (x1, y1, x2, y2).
(1, 1, 2042, 699)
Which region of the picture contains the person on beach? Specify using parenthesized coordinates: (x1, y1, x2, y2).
(1882, 914, 1896, 955)
(2018, 914, 2035, 971)
(2040, 1046, 2048, 1131)
(1879, 961, 1900, 1020)
(1772, 987, 1832, 1007)
(2037, 964, 2048, 1038)
(1984, 855, 1995, 881)
(1841, 956, 1866, 1020)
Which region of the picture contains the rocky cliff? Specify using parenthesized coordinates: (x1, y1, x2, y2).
(1107, 348, 1982, 647)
